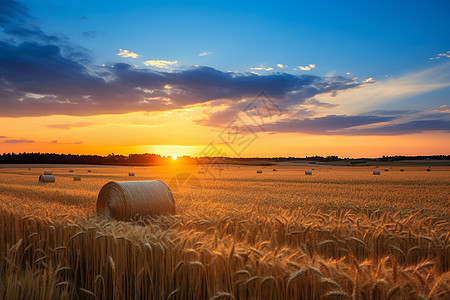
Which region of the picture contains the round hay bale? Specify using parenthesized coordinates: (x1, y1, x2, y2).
(273, 169, 278, 172)
(129, 172, 135, 176)
(256, 170, 262, 173)
(305, 171, 312, 175)
(39, 175, 55, 183)
(384, 169, 389, 172)
(426, 168, 431, 172)
(44, 171, 53, 175)
(87, 170, 92, 173)
(400, 169, 404, 172)
(69, 170, 74, 172)
(96, 180, 175, 221)
(73, 176, 81, 181)
(373, 171, 381, 175)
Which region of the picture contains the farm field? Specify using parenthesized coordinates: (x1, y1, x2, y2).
(0, 164, 449, 299)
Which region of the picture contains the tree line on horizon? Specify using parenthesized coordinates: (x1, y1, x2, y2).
(0, 152, 448, 165)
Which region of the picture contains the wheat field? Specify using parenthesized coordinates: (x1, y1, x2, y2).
(0, 164, 449, 299)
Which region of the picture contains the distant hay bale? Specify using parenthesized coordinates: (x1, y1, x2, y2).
(69, 170, 74, 172)
(384, 169, 389, 172)
(256, 170, 262, 173)
(28, 168, 31, 170)
(96, 180, 175, 221)
(73, 176, 81, 181)
(373, 171, 381, 175)
(273, 169, 278, 172)
(129, 172, 135, 176)
(400, 169, 405, 172)
(305, 171, 312, 175)
(87, 170, 92, 173)
(39, 175, 55, 183)
(198, 170, 205, 174)
(44, 171, 52, 175)
(427, 168, 431, 172)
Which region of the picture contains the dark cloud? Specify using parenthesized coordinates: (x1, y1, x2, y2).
(251, 115, 395, 135)
(82, 31, 107, 38)
(4, 139, 35, 143)
(344, 119, 450, 135)
(0, 136, 6, 138)
(0, 0, 364, 118)
(47, 122, 95, 130)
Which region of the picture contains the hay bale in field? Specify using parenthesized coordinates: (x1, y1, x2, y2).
(73, 176, 81, 181)
(69, 170, 74, 172)
(400, 169, 404, 172)
(384, 169, 389, 172)
(44, 171, 52, 175)
(198, 170, 205, 174)
(427, 168, 431, 172)
(87, 170, 92, 173)
(305, 171, 312, 175)
(39, 175, 55, 183)
(28, 168, 31, 170)
(373, 171, 381, 175)
(96, 180, 175, 220)
(256, 170, 262, 173)
(129, 172, 135, 176)
(273, 169, 278, 172)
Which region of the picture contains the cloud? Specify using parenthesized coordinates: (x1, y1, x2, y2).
(277, 64, 286, 68)
(143, 60, 178, 68)
(253, 115, 395, 135)
(118, 49, 141, 58)
(199, 52, 212, 57)
(0, 136, 6, 138)
(250, 66, 274, 71)
(297, 64, 316, 71)
(430, 51, 450, 60)
(47, 122, 95, 130)
(82, 31, 107, 38)
(49, 140, 83, 144)
(4, 139, 35, 143)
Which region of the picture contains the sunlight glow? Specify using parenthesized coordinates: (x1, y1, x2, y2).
(172, 155, 178, 160)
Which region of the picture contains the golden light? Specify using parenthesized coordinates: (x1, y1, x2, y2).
(172, 155, 178, 160)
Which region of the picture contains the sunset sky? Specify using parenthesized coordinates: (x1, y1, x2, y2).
(0, 0, 449, 158)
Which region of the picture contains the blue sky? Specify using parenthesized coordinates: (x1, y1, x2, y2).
(23, 0, 450, 77)
(0, 0, 449, 156)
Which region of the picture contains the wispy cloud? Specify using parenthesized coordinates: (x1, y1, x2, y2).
(4, 139, 35, 143)
(250, 65, 274, 71)
(118, 49, 141, 58)
(277, 64, 287, 68)
(297, 64, 316, 71)
(0, 136, 6, 138)
(430, 51, 450, 60)
(199, 51, 212, 57)
(143, 60, 178, 68)
(47, 122, 95, 130)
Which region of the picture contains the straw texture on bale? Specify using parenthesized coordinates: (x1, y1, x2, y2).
(373, 171, 381, 175)
(39, 175, 55, 183)
(43, 171, 52, 175)
(96, 180, 175, 221)
(73, 176, 81, 181)
(129, 172, 135, 176)
(256, 170, 262, 173)
(305, 171, 312, 175)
